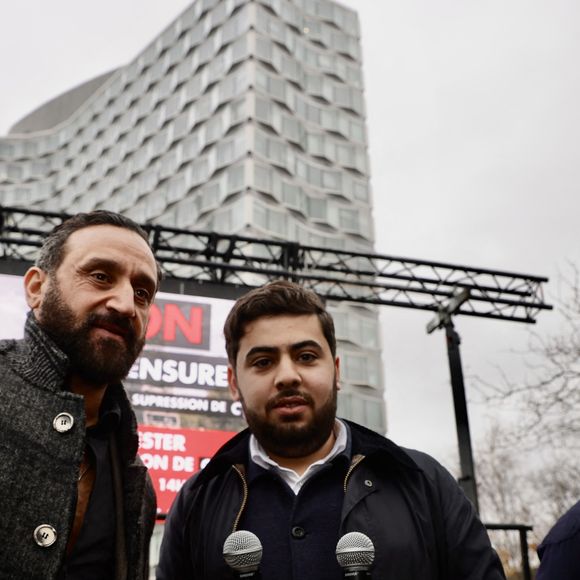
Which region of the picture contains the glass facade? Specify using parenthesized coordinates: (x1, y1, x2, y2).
(0, 0, 385, 434)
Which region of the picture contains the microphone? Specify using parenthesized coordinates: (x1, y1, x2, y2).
(223, 530, 263, 578)
(336, 532, 375, 579)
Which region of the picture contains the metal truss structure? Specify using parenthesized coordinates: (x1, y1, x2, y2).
(0, 204, 552, 551)
(0, 205, 552, 324)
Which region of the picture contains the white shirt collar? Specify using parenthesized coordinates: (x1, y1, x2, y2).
(249, 419, 348, 494)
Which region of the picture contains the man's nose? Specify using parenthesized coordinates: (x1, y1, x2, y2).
(106, 281, 136, 317)
(274, 356, 301, 389)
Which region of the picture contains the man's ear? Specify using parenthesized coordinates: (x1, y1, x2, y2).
(227, 365, 240, 401)
(335, 356, 341, 390)
(24, 267, 48, 310)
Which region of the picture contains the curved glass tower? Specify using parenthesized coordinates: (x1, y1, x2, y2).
(0, 0, 386, 434)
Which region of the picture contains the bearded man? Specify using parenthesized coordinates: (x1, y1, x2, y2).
(0, 211, 161, 580)
(157, 280, 506, 580)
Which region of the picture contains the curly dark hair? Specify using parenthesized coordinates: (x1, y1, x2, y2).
(224, 280, 336, 365)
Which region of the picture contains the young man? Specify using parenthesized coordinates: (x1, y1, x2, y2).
(157, 280, 506, 580)
(0, 211, 162, 579)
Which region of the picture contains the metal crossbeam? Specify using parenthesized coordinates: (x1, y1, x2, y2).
(0, 205, 552, 323)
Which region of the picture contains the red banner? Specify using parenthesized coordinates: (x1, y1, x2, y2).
(138, 425, 237, 514)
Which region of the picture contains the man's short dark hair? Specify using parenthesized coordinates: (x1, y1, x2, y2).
(224, 280, 336, 365)
(37, 210, 163, 285)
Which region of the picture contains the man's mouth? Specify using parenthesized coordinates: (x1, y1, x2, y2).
(266, 392, 315, 418)
(273, 396, 309, 409)
(92, 319, 132, 341)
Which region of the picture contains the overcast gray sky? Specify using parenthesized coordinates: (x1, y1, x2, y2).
(1, 0, 579, 463)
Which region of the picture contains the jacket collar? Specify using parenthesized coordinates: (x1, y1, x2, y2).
(345, 419, 422, 472)
(195, 428, 251, 486)
(196, 418, 422, 488)
(15, 312, 138, 465)
(10, 311, 71, 392)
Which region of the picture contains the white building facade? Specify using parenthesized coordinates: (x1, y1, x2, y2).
(0, 0, 385, 433)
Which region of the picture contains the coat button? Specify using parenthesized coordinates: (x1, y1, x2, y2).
(291, 526, 306, 539)
(364, 479, 373, 487)
(33, 524, 57, 547)
(53, 412, 74, 433)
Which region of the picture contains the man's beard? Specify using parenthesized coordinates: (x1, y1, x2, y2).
(241, 378, 338, 459)
(38, 280, 145, 386)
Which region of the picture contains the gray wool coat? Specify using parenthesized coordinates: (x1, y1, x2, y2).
(0, 314, 156, 580)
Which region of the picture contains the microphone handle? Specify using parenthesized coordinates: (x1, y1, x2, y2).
(237, 572, 261, 579)
(344, 572, 371, 579)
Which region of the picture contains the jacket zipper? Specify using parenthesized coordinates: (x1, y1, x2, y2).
(343, 454, 365, 493)
(231, 464, 249, 532)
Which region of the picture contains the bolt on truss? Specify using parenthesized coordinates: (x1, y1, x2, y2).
(0, 205, 552, 323)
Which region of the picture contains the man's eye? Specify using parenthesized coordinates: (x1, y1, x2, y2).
(135, 288, 151, 303)
(91, 272, 109, 282)
(298, 352, 317, 363)
(252, 358, 272, 369)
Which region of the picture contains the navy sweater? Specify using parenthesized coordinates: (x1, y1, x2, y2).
(240, 456, 350, 579)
